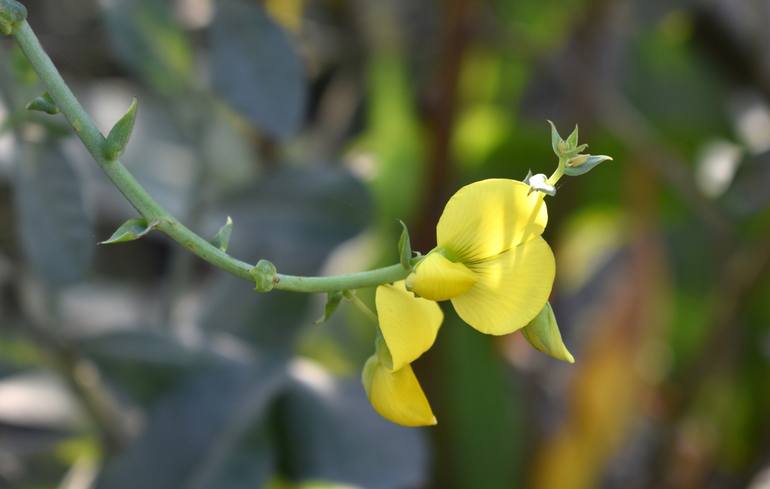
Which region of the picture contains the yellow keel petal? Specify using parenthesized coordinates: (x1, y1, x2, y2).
(362, 356, 437, 427)
(406, 252, 477, 301)
(376, 281, 443, 371)
(437, 179, 548, 261)
(451, 236, 555, 335)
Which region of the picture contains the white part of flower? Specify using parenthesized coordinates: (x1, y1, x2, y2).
(527, 173, 556, 196)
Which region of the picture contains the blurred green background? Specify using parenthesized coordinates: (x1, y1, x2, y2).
(1, 0, 769, 488)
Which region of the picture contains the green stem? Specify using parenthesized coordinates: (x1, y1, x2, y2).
(11, 20, 406, 294)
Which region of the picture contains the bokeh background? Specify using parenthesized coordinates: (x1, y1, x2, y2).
(1, 0, 770, 488)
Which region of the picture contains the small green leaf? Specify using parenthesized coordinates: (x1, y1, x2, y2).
(397, 220, 412, 270)
(211, 216, 233, 252)
(563, 154, 613, 176)
(0, 0, 27, 35)
(314, 291, 344, 325)
(521, 302, 574, 363)
(251, 259, 277, 292)
(104, 98, 138, 160)
(100, 218, 157, 245)
(547, 120, 562, 156)
(26, 93, 59, 115)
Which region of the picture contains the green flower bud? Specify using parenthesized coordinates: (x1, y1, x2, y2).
(0, 0, 27, 36)
(522, 302, 574, 363)
(251, 259, 277, 292)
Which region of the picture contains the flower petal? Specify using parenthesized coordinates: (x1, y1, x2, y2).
(406, 252, 477, 301)
(376, 281, 443, 371)
(451, 236, 555, 335)
(362, 355, 437, 427)
(436, 179, 548, 261)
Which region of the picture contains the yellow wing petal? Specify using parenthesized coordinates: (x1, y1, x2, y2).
(451, 236, 555, 335)
(405, 252, 477, 301)
(362, 356, 437, 427)
(436, 179, 548, 261)
(376, 281, 443, 371)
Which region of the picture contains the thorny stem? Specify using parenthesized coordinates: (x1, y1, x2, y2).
(11, 19, 409, 294)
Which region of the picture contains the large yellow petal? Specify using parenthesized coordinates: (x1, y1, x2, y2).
(405, 252, 477, 301)
(361, 355, 437, 427)
(451, 236, 555, 335)
(376, 281, 443, 371)
(436, 179, 548, 261)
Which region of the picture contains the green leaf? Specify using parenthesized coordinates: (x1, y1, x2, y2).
(102, 0, 193, 94)
(14, 143, 94, 285)
(209, 0, 306, 139)
(563, 154, 613, 176)
(100, 218, 157, 245)
(104, 98, 138, 160)
(212, 216, 233, 252)
(25, 92, 59, 115)
(314, 291, 344, 325)
(275, 361, 428, 487)
(397, 220, 412, 270)
(521, 302, 574, 363)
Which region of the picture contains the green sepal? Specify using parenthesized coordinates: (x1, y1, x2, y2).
(563, 155, 612, 176)
(397, 220, 412, 271)
(547, 120, 563, 156)
(314, 290, 344, 325)
(522, 302, 575, 363)
(566, 124, 579, 148)
(104, 98, 138, 160)
(0, 0, 27, 35)
(251, 259, 277, 292)
(211, 216, 233, 252)
(26, 93, 59, 115)
(100, 218, 158, 245)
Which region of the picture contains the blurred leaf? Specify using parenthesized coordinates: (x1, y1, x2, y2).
(14, 143, 94, 286)
(275, 360, 429, 489)
(102, 0, 193, 93)
(95, 360, 286, 489)
(100, 218, 157, 245)
(105, 98, 138, 160)
(212, 216, 234, 252)
(210, 0, 306, 139)
(315, 291, 344, 325)
(397, 220, 412, 270)
(201, 165, 370, 350)
(25, 92, 59, 115)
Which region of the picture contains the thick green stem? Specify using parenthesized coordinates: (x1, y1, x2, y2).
(11, 20, 405, 293)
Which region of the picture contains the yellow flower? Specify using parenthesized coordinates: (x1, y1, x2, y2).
(362, 281, 442, 426)
(407, 179, 556, 335)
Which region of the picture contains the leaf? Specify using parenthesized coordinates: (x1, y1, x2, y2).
(209, 0, 306, 139)
(102, 0, 192, 94)
(104, 98, 138, 160)
(566, 124, 579, 148)
(25, 92, 59, 115)
(397, 220, 412, 270)
(275, 360, 429, 489)
(212, 216, 233, 252)
(14, 143, 94, 286)
(100, 218, 157, 245)
(95, 361, 286, 489)
(314, 291, 344, 325)
(563, 154, 613, 176)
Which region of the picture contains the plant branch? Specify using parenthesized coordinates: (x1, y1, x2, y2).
(11, 19, 407, 294)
